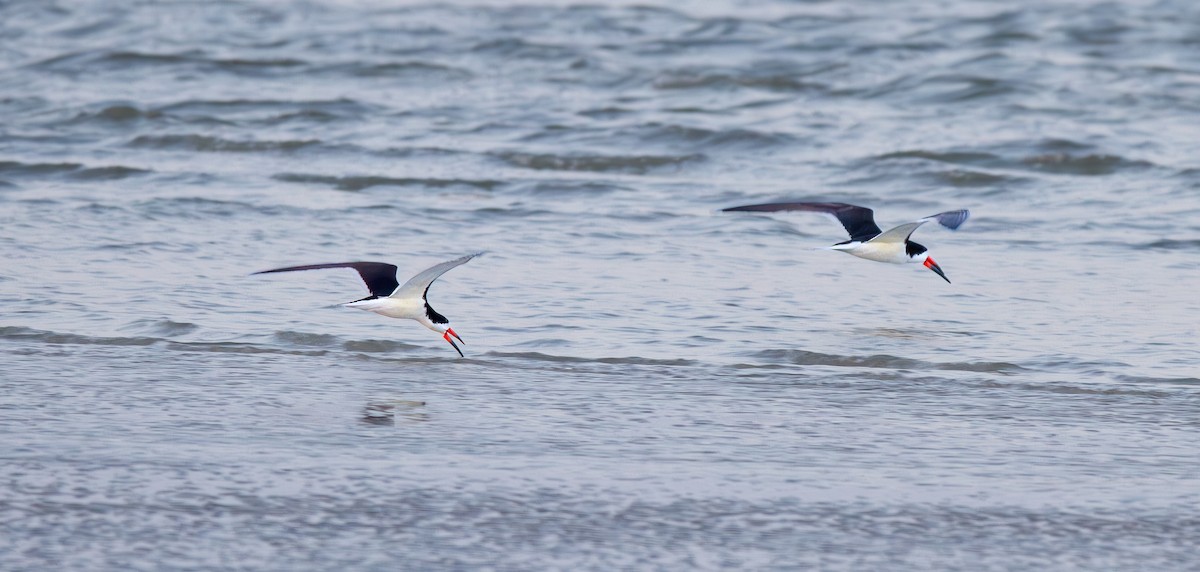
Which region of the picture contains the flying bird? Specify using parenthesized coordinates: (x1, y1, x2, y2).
(722, 202, 969, 283)
(254, 253, 482, 356)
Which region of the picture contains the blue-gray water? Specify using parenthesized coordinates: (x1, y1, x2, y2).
(2, 1, 1199, 570)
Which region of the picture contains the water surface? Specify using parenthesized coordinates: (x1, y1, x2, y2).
(2, 0, 1199, 569)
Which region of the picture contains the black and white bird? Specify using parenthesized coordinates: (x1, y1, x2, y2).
(254, 253, 482, 356)
(722, 202, 969, 283)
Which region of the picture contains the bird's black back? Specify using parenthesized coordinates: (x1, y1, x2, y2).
(254, 262, 400, 298)
(723, 201, 882, 242)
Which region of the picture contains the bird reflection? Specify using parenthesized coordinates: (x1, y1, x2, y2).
(360, 400, 429, 426)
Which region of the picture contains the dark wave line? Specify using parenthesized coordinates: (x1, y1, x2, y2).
(0, 160, 151, 181)
(0, 326, 159, 347)
(485, 351, 697, 367)
(273, 173, 503, 192)
(1140, 239, 1200, 250)
(874, 140, 1157, 176)
(753, 348, 1027, 374)
(31, 49, 310, 76)
(494, 151, 704, 174)
(128, 134, 322, 153)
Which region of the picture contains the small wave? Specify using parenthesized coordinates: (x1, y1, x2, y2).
(343, 339, 421, 353)
(922, 74, 1024, 103)
(654, 70, 826, 93)
(32, 50, 310, 77)
(858, 70, 1019, 102)
(71, 104, 162, 124)
(514, 338, 573, 348)
(470, 38, 581, 60)
(0, 160, 85, 176)
(121, 319, 199, 337)
(753, 349, 1024, 374)
(273, 173, 502, 192)
(876, 142, 1155, 177)
(1020, 153, 1154, 176)
(31, 50, 189, 72)
(0, 160, 149, 181)
(975, 30, 1040, 47)
(494, 151, 703, 174)
(0, 326, 158, 347)
(92, 241, 180, 253)
(577, 107, 633, 119)
(1117, 375, 1200, 386)
(486, 351, 696, 367)
(327, 61, 472, 80)
(0, 325, 397, 356)
(258, 109, 340, 125)
(521, 123, 793, 153)
(643, 124, 793, 151)
(158, 98, 377, 123)
(75, 165, 151, 180)
(540, 123, 793, 154)
(375, 146, 474, 159)
(640, 15, 766, 52)
(925, 169, 1014, 187)
(1141, 239, 1200, 251)
(164, 341, 327, 356)
(128, 134, 321, 153)
(508, 181, 627, 196)
(211, 57, 307, 71)
(877, 149, 1001, 167)
(975, 379, 1175, 398)
(132, 197, 289, 220)
(1029, 356, 1129, 373)
(273, 331, 340, 347)
(102, 51, 198, 66)
(855, 328, 977, 340)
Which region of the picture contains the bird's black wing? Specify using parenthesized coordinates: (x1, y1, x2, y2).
(254, 262, 399, 297)
(723, 202, 882, 242)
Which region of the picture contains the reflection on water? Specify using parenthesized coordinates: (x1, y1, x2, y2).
(361, 400, 429, 427)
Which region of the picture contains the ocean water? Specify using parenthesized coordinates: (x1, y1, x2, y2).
(2, 0, 1199, 570)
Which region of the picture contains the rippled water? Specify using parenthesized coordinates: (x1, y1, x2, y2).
(2, 0, 1199, 569)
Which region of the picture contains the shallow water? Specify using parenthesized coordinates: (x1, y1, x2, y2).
(2, 0, 1199, 570)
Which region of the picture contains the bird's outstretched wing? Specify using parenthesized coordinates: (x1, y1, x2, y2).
(723, 202, 882, 242)
(869, 210, 970, 244)
(391, 253, 483, 300)
(870, 222, 925, 244)
(254, 262, 399, 297)
(925, 209, 970, 230)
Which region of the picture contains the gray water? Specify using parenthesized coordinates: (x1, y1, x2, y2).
(2, 0, 1199, 570)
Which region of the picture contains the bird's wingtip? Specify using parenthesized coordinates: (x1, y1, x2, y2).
(455, 251, 486, 264)
(944, 209, 970, 230)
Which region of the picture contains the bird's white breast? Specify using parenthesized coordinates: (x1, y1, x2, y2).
(831, 241, 910, 264)
(344, 297, 424, 320)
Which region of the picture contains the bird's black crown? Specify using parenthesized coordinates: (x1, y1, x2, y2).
(906, 241, 928, 258)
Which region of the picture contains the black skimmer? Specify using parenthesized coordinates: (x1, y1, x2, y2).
(722, 202, 969, 283)
(254, 253, 482, 356)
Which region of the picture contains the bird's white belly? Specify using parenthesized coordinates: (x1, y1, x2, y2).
(833, 241, 909, 264)
(344, 297, 424, 320)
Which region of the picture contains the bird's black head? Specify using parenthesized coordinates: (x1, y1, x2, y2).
(425, 303, 464, 357)
(905, 241, 928, 258)
(906, 241, 951, 283)
(425, 303, 449, 325)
